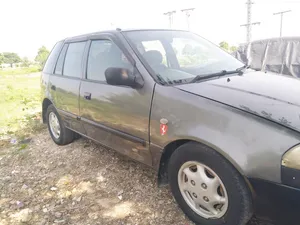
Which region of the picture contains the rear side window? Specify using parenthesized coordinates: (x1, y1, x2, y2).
(63, 42, 86, 78)
(54, 44, 68, 75)
(43, 41, 63, 74)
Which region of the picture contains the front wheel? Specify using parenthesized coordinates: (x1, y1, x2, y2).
(46, 105, 75, 145)
(168, 142, 253, 225)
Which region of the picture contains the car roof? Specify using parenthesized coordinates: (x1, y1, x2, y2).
(64, 28, 189, 42)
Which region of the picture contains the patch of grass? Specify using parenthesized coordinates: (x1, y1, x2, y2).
(18, 143, 28, 150)
(0, 67, 40, 76)
(0, 73, 45, 143)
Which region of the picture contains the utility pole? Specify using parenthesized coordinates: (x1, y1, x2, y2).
(163, 11, 176, 28)
(181, 8, 195, 30)
(241, 0, 260, 44)
(273, 10, 291, 37)
(240, 22, 261, 43)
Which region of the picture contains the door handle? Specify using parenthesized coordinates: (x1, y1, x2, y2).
(51, 85, 56, 91)
(84, 92, 91, 100)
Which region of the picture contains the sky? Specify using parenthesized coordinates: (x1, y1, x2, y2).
(0, 0, 300, 59)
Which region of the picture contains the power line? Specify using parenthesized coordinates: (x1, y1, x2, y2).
(273, 10, 291, 37)
(181, 8, 195, 30)
(163, 11, 176, 28)
(240, 22, 261, 44)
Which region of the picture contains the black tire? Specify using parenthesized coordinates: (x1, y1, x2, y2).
(46, 104, 75, 145)
(168, 142, 253, 225)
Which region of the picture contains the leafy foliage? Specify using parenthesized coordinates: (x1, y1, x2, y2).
(0, 75, 43, 142)
(2, 52, 21, 67)
(219, 41, 229, 51)
(219, 41, 238, 53)
(35, 46, 50, 69)
(0, 53, 4, 65)
(21, 57, 31, 67)
(230, 46, 238, 52)
(179, 44, 209, 66)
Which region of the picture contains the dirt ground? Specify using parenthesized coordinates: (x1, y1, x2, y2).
(0, 130, 274, 225)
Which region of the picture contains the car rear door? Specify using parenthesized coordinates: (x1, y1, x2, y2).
(79, 35, 154, 166)
(49, 41, 87, 134)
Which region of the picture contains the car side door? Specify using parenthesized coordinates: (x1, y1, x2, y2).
(49, 41, 87, 134)
(79, 35, 154, 166)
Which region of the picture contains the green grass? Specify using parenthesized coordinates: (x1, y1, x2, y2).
(0, 73, 44, 141)
(0, 67, 40, 76)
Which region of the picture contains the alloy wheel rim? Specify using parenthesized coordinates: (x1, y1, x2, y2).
(178, 161, 229, 219)
(49, 112, 61, 139)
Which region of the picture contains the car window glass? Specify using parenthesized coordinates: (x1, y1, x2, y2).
(43, 41, 63, 74)
(141, 40, 168, 66)
(63, 42, 86, 78)
(87, 40, 132, 82)
(172, 38, 212, 68)
(125, 31, 243, 84)
(55, 44, 68, 75)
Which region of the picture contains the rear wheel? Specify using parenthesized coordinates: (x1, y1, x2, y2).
(168, 142, 253, 225)
(46, 105, 75, 145)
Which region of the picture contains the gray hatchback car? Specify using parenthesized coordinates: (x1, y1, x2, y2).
(41, 29, 300, 225)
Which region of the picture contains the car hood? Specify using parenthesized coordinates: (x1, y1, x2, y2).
(176, 71, 300, 133)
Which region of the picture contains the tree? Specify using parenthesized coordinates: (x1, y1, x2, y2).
(35, 46, 49, 68)
(21, 57, 31, 67)
(3, 52, 21, 67)
(219, 41, 229, 51)
(230, 46, 238, 52)
(0, 53, 4, 65)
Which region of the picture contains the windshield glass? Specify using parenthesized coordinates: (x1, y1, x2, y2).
(124, 30, 244, 84)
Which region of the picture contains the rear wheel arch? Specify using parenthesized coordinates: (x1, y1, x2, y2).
(42, 98, 53, 123)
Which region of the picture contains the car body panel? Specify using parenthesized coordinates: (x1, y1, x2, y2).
(79, 80, 154, 166)
(176, 71, 300, 133)
(249, 178, 300, 225)
(48, 75, 84, 133)
(150, 84, 300, 183)
(41, 29, 300, 187)
(78, 33, 156, 166)
(41, 73, 50, 104)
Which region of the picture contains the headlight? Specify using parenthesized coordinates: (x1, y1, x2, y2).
(282, 145, 300, 170)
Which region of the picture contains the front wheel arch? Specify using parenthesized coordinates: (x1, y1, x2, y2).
(168, 141, 254, 224)
(157, 139, 251, 192)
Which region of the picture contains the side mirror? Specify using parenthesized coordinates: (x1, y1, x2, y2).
(105, 67, 144, 88)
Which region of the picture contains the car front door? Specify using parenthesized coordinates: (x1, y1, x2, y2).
(79, 36, 154, 166)
(49, 41, 87, 134)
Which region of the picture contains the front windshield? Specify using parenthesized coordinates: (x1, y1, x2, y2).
(124, 30, 244, 84)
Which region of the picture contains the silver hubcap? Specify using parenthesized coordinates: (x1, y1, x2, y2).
(49, 112, 61, 139)
(178, 161, 228, 219)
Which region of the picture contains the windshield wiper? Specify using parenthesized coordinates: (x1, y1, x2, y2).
(190, 64, 250, 83)
(236, 64, 250, 75)
(190, 70, 238, 83)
